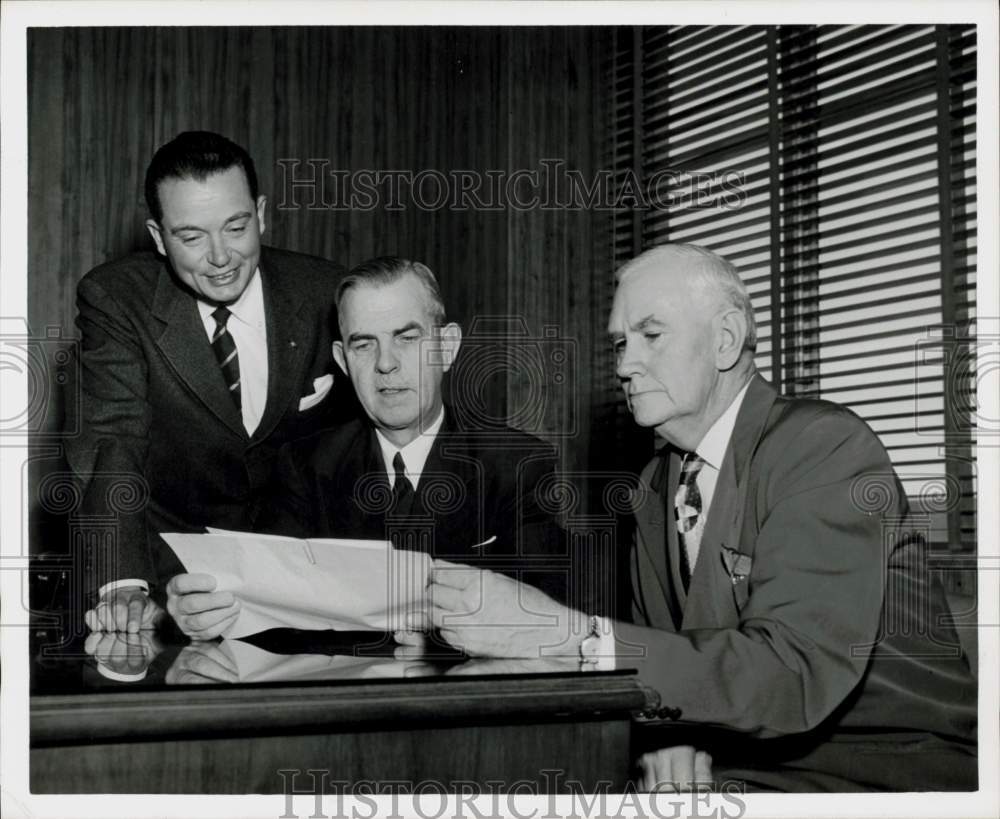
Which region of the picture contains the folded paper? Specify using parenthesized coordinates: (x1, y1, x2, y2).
(162, 529, 431, 639)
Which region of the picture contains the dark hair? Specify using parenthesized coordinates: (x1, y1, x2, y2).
(144, 131, 259, 223)
(337, 257, 447, 326)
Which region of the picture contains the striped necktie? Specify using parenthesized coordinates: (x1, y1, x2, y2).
(211, 305, 241, 410)
(674, 451, 705, 590)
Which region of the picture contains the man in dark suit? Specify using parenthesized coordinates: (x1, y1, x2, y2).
(165, 256, 566, 640)
(416, 244, 977, 791)
(70, 131, 352, 635)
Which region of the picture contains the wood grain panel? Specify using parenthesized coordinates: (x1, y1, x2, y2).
(27, 26, 617, 555)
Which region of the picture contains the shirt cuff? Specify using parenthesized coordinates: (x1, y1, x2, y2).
(99, 579, 150, 599)
(579, 615, 617, 672)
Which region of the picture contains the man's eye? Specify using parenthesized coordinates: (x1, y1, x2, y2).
(227, 224, 247, 235)
(351, 341, 374, 353)
(644, 332, 662, 342)
(399, 333, 421, 343)
(178, 235, 201, 245)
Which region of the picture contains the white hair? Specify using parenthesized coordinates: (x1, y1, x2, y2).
(615, 243, 757, 352)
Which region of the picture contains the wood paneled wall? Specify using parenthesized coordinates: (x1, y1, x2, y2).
(27, 26, 622, 540)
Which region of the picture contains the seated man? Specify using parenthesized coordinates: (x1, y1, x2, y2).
(70, 131, 353, 635)
(406, 244, 977, 792)
(167, 256, 567, 639)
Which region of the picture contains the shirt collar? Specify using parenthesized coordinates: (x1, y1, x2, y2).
(197, 267, 264, 327)
(375, 406, 446, 488)
(694, 379, 753, 470)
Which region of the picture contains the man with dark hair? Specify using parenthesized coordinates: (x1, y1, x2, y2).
(71, 131, 353, 634)
(165, 256, 567, 640)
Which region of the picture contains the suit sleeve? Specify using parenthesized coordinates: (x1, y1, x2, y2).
(68, 274, 155, 589)
(615, 408, 893, 737)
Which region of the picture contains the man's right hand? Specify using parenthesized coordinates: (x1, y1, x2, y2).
(165, 573, 241, 640)
(85, 585, 165, 633)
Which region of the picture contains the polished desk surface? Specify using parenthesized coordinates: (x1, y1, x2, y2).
(31, 625, 648, 746)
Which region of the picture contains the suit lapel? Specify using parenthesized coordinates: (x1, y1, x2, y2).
(681, 374, 780, 629)
(151, 262, 246, 438)
(633, 450, 683, 627)
(252, 253, 310, 443)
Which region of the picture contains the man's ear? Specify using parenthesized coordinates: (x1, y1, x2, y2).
(145, 219, 166, 257)
(332, 340, 347, 375)
(256, 195, 268, 236)
(438, 323, 462, 372)
(715, 307, 748, 371)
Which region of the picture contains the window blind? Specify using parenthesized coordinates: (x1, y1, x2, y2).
(611, 24, 977, 554)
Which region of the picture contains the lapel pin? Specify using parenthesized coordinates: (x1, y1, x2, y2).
(289, 340, 297, 348)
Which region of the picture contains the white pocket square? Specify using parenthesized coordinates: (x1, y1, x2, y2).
(298, 374, 334, 411)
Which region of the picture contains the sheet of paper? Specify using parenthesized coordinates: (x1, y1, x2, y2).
(162, 529, 431, 639)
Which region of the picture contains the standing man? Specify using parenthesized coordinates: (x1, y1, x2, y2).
(414, 244, 977, 791)
(166, 257, 566, 640)
(71, 131, 353, 634)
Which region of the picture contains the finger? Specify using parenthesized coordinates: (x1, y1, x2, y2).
(84, 608, 100, 633)
(183, 601, 240, 632)
(393, 630, 427, 648)
(193, 644, 239, 677)
(186, 608, 241, 641)
(694, 751, 713, 783)
(112, 600, 131, 632)
(84, 631, 103, 654)
(636, 753, 654, 792)
(429, 561, 478, 590)
(140, 599, 164, 630)
(167, 573, 218, 596)
(178, 591, 237, 615)
(671, 746, 696, 792)
(428, 584, 466, 614)
(127, 596, 146, 634)
(95, 601, 115, 632)
(403, 611, 431, 632)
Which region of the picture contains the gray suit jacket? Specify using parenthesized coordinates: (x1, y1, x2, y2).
(616, 375, 976, 790)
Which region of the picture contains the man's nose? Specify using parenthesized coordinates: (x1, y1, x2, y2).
(616, 344, 642, 381)
(375, 345, 399, 374)
(207, 235, 231, 268)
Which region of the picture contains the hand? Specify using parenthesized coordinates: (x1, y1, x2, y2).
(636, 746, 713, 792)
(165, 573, 240, 640)
(84, 630, 164, 679)
(165, 642, 240, 685)
(425, 559, 587, 659)
(85, 585, 165, 633)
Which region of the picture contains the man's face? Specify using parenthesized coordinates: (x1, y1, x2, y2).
(333, 275, 460, 447)
(146, 166, 266, 304)
(608, 263, 720, 444)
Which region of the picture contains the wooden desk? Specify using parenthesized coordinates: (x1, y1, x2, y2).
(30, 630, 647, 794)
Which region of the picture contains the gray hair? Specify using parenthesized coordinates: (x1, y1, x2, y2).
(615, 243, 757, 352)
(336, 256, 447, 327)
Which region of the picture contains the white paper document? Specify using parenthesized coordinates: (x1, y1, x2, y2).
(220, 639, 426, 683)
(162, 529, 431, 639)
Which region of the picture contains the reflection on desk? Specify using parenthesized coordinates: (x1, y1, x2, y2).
(30, 625, 646, 794)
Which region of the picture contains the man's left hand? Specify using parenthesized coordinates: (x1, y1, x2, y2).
(422, 559, 586, 659)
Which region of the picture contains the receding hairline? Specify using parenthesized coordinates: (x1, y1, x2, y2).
(336, 269, 445, 332)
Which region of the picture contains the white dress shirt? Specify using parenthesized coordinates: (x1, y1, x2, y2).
(375, 407, 446, 490)
(686, 378, 753, 570)
(197, 269, 268, 436)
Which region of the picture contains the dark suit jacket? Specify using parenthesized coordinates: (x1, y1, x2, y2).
(616, 375, 977, 791)
(258, 413, 569, 600)
(68, 247, 355, 592)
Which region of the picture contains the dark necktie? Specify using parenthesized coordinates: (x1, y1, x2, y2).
(391, 451, 415, 517)
(211, 305, 241, 410)
(674, 451, 705, 591)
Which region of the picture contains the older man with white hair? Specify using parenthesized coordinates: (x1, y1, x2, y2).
(412, 243, 977, 792)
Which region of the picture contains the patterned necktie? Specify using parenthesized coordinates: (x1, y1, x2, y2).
(211, 305, 241, 410)
(391, 451, 415, 517)
(674, 451, 705, 590)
